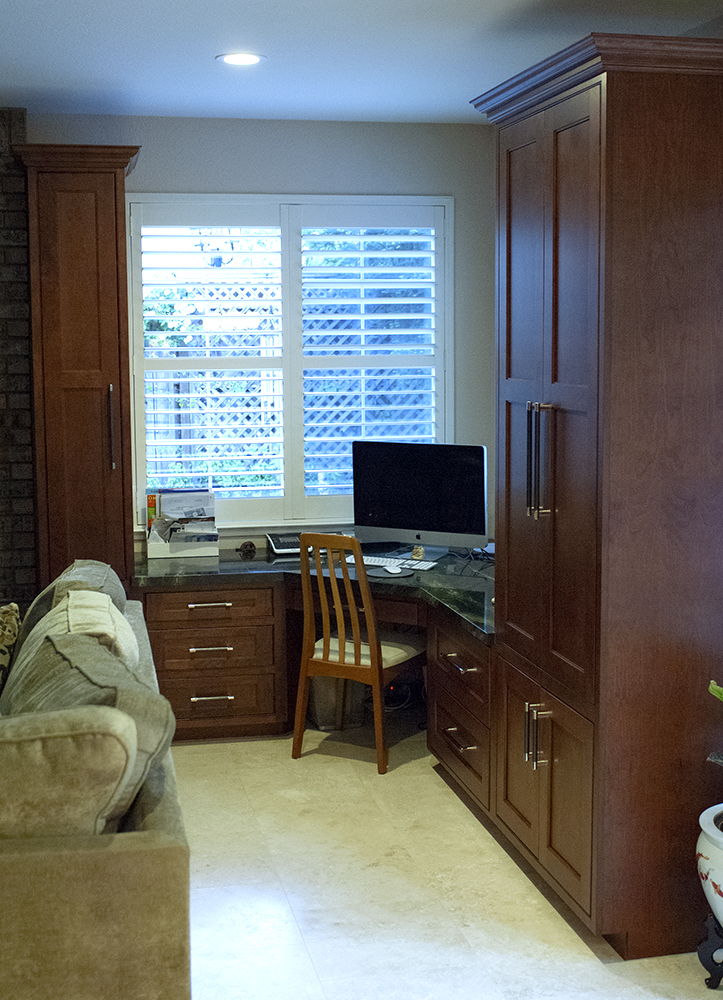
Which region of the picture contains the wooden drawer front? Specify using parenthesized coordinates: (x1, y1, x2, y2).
(434, 629, 490, 726)
(373, 598, 420, 626)
(285, 586, 419, 626)
(145, 588, 274, 626)
(429, 681, 490, 810)
(151, 626, 274, 674)
(161, 673, 275, 721)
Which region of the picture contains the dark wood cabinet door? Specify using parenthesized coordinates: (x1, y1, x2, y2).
(495, 657, 539, 854)
(17, 145, 139, 587)
(496, 654, 594, 913)
(36, 170, 130, 582)
(496, 88, 600, 703)
(540, 87, 601, 703)
(536, 688, 594, 913)
(495, 113, 546, 665)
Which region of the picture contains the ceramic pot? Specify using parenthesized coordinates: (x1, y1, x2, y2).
(697, 805, 723, 926)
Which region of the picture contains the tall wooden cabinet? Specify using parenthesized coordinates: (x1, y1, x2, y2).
(474, 34, 723, 959)
(15, 145, 139, 588)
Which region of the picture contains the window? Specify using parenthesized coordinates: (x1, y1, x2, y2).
(127, 196, 453, 529)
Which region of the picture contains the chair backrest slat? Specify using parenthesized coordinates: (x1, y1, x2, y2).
(299, 532, 381, 673)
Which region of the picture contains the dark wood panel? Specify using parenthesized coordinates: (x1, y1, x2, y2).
(501, 119, 544, 386)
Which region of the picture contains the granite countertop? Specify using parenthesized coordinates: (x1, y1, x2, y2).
(135, 547, 495, 639)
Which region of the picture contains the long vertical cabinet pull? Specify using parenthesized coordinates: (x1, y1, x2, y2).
(526, 401, 553, 518)
(531, 707, 552, 770)
(524, 701, 543, 760)
(108, 383, 116, 470)
(526, 401, 534, 516)
(537, 403, 553, 518)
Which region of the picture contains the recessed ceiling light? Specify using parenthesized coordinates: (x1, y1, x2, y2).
(216, 53, 267, 66)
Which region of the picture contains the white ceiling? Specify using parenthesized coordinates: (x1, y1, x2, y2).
(3, 0, 723, 123)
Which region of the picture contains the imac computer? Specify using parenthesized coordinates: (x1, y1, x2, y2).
(352, 440, 488, 558)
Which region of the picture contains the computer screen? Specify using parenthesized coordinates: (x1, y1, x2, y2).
(352, 440, 488, 554)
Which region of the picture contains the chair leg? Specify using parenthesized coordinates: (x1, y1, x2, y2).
(370, 680, 388, 774)
(292, 667, 311, 759)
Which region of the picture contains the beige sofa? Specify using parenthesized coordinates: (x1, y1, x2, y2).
(0, 561, 190, 1000)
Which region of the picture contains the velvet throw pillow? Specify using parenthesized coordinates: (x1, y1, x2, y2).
(0, 603, 20, 696)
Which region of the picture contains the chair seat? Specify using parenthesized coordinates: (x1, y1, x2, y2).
(313, 634, 423, 670)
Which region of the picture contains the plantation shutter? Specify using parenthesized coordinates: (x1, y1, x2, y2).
(128, 196, 452, 528)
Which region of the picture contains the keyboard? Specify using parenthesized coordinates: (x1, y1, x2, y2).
(346, 555, 437, 572)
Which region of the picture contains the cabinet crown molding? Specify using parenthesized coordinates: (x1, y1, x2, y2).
(472, 32, 723, 123)
(12, 144, 140, 175)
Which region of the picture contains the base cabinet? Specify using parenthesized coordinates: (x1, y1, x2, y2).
(427, 613, 492, 812)
(144, 582, 288, 740)
(496, 653, 593, 914)
(427, 622, 594, 918)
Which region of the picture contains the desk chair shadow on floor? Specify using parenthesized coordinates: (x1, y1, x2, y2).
(292, 532, 426, 774)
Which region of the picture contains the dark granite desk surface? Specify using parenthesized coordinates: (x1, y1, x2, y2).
(135, 549, 495, 642)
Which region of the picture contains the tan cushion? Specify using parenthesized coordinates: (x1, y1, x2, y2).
(0, 705, 137, 837)
(0, 622, 175, 826)
(314, 634, 423, 669)
(14, 559, 127, 661)
(18, 590, 139, 677)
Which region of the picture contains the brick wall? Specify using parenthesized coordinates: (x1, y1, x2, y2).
(0, 109, 36, 608)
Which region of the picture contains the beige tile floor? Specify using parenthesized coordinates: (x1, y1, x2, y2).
(173, 705, 708, 1000)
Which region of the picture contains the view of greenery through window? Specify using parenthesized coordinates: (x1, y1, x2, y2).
(140, 224, 438, 503)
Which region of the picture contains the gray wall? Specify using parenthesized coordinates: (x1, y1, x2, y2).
(27, 113, 498, 528)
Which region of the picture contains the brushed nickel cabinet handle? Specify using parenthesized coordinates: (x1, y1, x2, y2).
(526, 401, 534, 516)
(187, 602, 233, 609)
(532, 707, 552, 770)
(108, 384, 116, 470)
(189, 646, 233, 653)
(533, 402, 553, 519)
(190, 694, 235, 703)
(524, 702, 543, 761)
(444, 652, 479, 674)
(442, 725, 477, 752)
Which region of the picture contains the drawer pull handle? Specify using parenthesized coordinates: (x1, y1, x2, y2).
(187, 602, 233, 608)
(190, 694, 235, 703)
(189, 646, 234, 653)
(442, 725, 477, 753)
(445, 653, 479, 675)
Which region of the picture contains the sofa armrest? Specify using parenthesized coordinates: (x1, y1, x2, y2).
(0, 825, 190, 1000)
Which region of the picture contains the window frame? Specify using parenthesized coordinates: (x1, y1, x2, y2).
(127, 193, 455, 531)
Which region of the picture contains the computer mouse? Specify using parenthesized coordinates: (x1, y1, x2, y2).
(384, 565, 403, 574)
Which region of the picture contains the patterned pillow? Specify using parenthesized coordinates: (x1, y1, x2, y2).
(0, 603, 20, 695)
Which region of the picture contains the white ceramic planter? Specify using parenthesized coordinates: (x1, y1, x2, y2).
(698, 805, 723, 927)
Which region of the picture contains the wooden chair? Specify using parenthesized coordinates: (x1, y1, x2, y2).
(291, 532, 425, 774)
